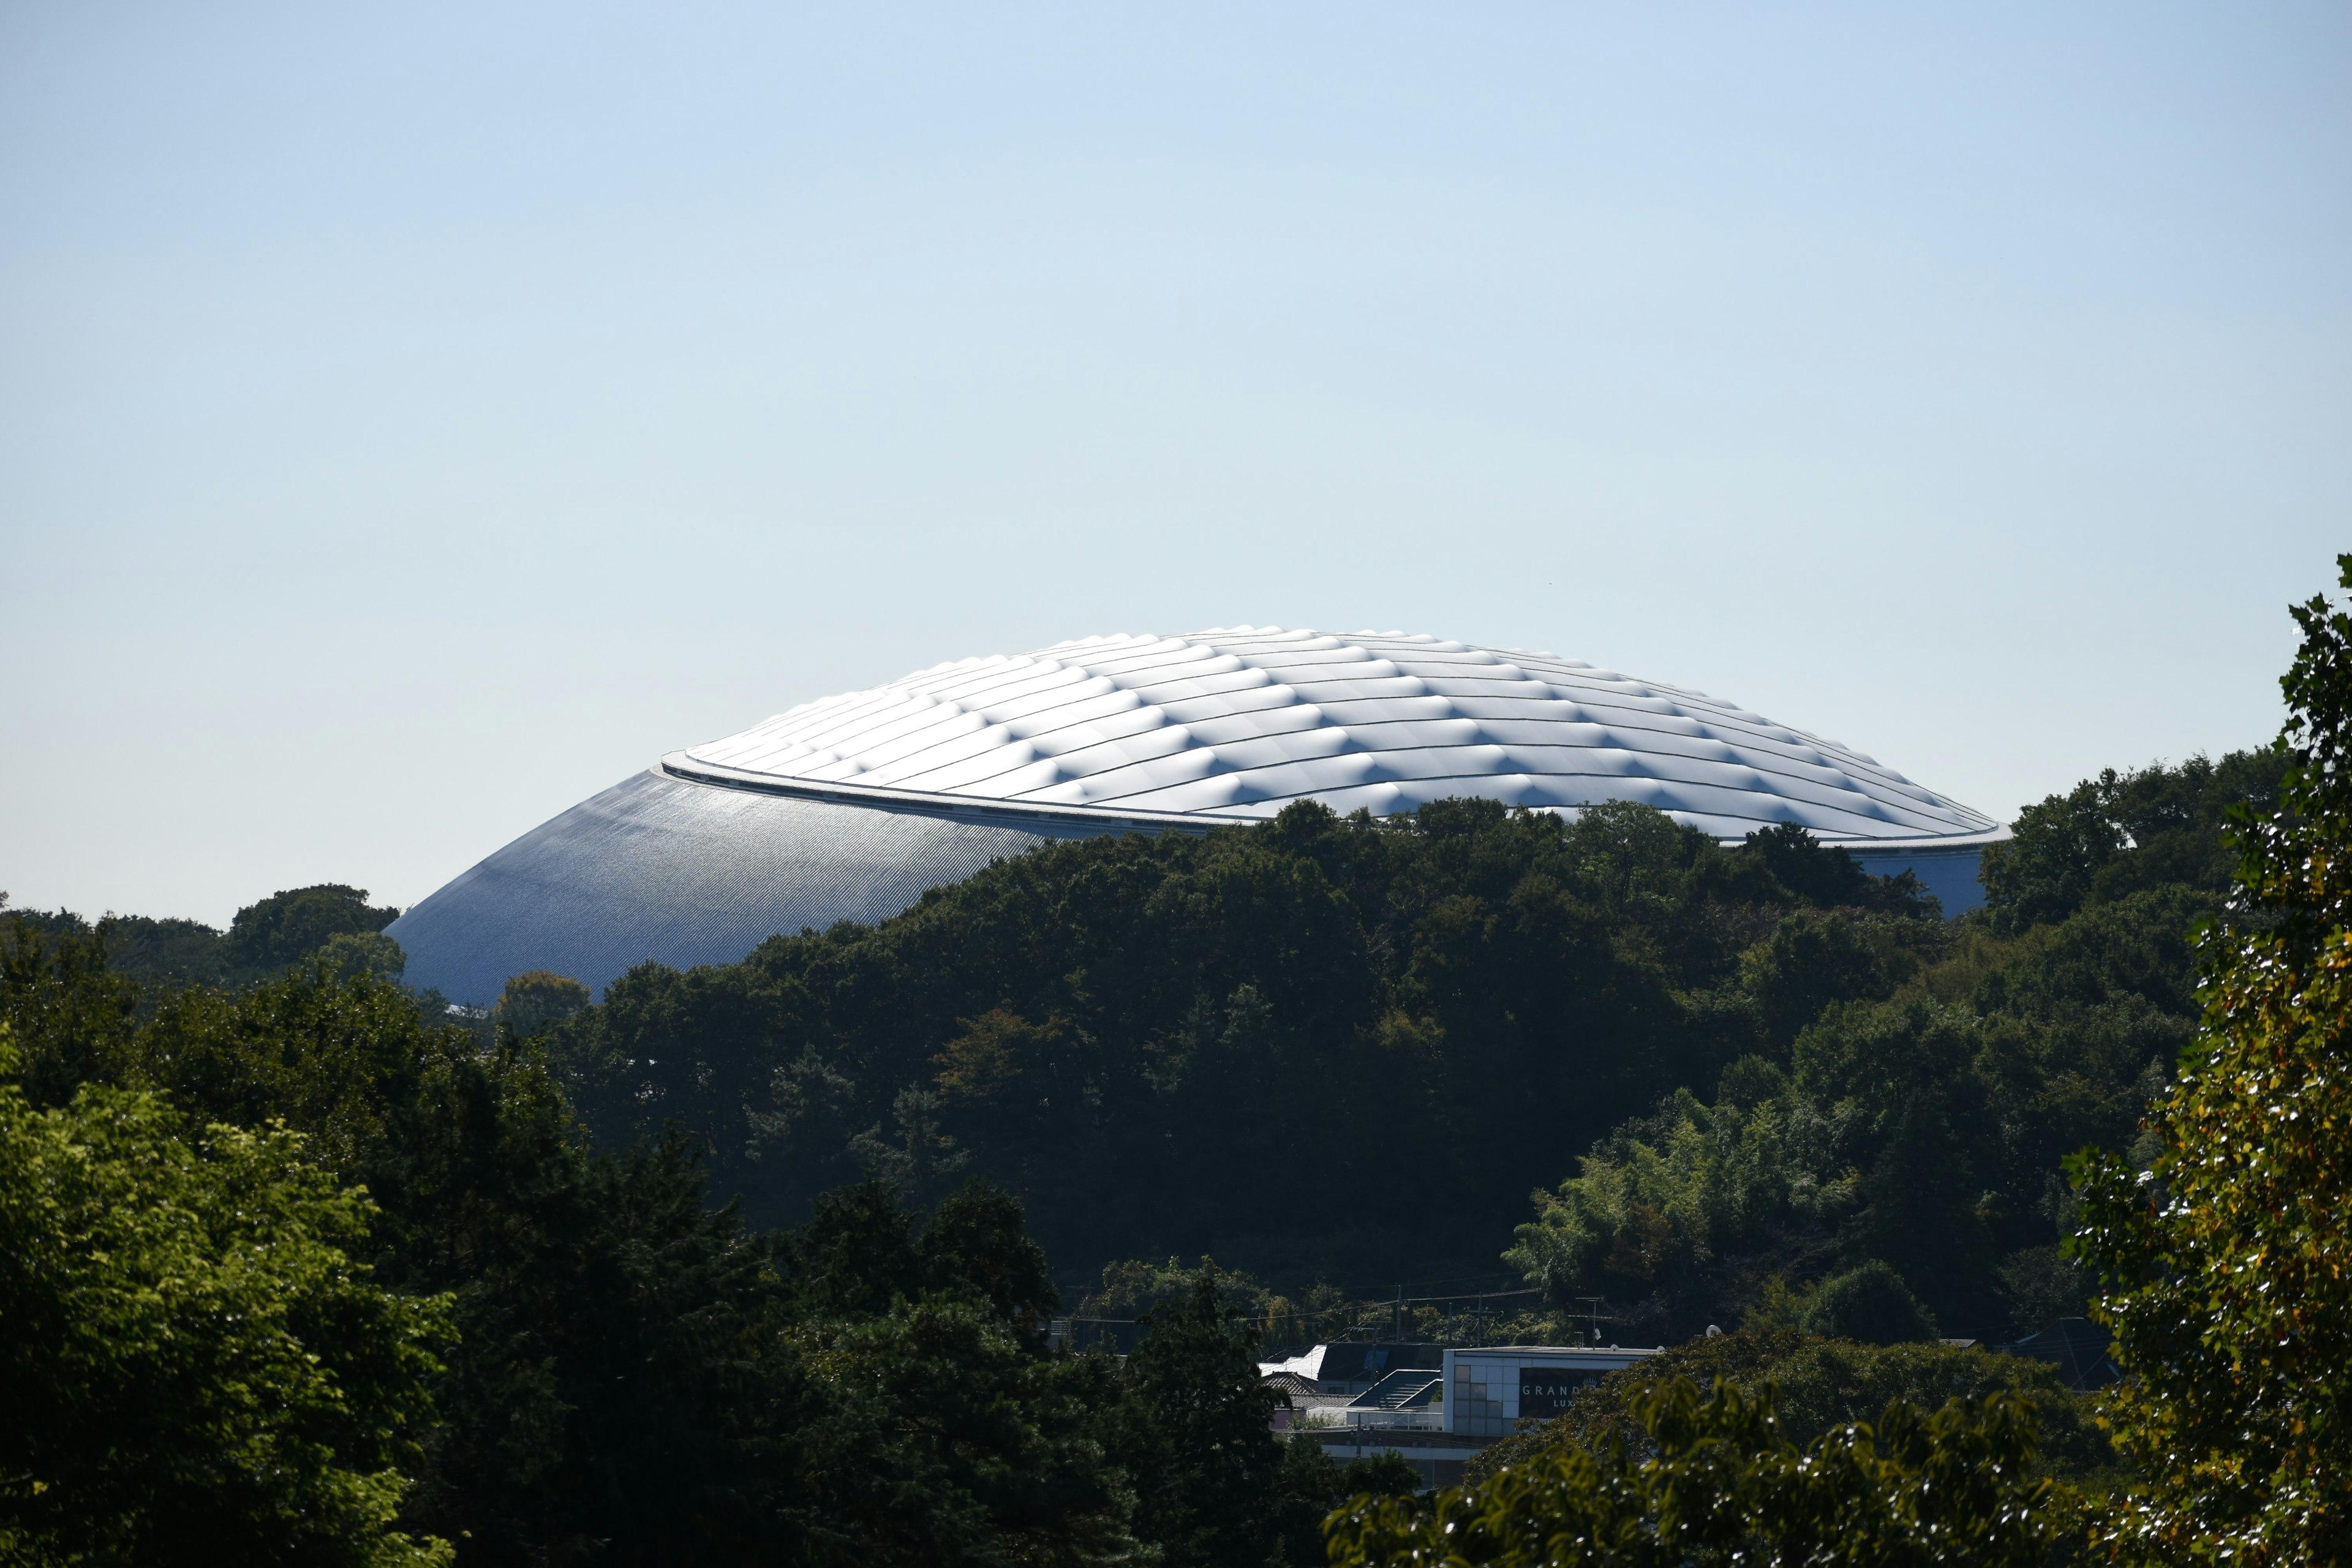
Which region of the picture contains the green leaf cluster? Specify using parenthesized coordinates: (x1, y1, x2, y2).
(1465, 1327, 2115, 1494)
(1505, 750, 2278, 1341)
(0, 1025, 454, 1567)
(1329, 1375, 2058, 1567)
(1978, 755, 2285, 935)
(2070, 557, 2352, 1563)
(0, 930, 1407, 1566)
(0, 883, 403, 999)
(540, 796, 1945, 1286)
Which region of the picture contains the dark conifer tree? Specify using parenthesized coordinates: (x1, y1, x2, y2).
(1106, 1270, 1290, 1568)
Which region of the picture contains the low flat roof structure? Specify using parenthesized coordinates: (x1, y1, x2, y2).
(1297, 1343, 1666, 1488)
(1298, 1428, 1498, 1493)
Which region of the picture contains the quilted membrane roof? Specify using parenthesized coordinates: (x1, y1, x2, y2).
(678, 628, 1999, 846)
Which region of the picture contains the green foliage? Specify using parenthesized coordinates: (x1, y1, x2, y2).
(2, 881, 417, 1006)
(2071, 557, 2352, 1564)
(1088, 1261, 1420, 1564)
(18, 576, 2331, 1565)
(1745, 822, 1942, 915)
(1741, 910, 1896, 1049)
(1079, 1254, 1276, 1321)
(848, 1083, 974, 1204)
(396, 1117, 815, 1562)
(1799, 1262, 1937, 1346)
(764, 1180, 1134, 1567)
(1468, 1327, 2110, 1495)
(4, 923, 1163, 1567)
(0, 1026, 454, 1567)
(1506, 752, 2277, 1342)
(1507, 989, 2021, 1338)
(131, 963, 446, 1174)
(491, 969, 589, 1038)
(224, 883, 402, 975)
(1102, 1269, 1292, 1568)
(1272, 1439, 1420, 1568)
(791, 1294, 1134, 1566)
(0, 894, 86, 940)
(545, 798, 1938, 1281)
(1761, 1339, 2115, 1485)
(1330, 1375, 2058, 1567)
(1504, 1090, 1858, 1340)
(321, 930, 410, 986)
(2, 915, 142, 1108)
(92, 911, 238, 989)
(1978, 752, 2287, 934)
(1994, 1245, 2091, 1336)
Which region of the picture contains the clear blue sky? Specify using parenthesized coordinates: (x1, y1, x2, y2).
(4, 2, 2346, 925)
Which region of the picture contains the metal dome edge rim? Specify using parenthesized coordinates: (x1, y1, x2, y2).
(657, 755, 2014, 852)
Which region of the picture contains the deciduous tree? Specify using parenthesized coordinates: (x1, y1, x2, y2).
(1330, 1376, 2056, 1567)
(0, 1026, 453, 1567)
(2072, 556, 2352, 1563)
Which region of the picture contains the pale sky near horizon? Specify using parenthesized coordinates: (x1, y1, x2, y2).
(3, 2, 2347, 927)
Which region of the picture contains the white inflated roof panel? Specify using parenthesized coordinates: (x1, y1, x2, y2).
(680, 628, 2001, 845)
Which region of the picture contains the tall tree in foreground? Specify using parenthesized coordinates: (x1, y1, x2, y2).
(1104, 1269, 1292, 1568)
(2073, 555, 2352, 1563)
(0, 1025, 453, 1567)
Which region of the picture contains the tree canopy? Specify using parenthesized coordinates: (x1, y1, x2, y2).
(1503, 751, 2278, 1343)
(0, 1025, 453, 1567)
(1330, 1375, 2059, 1568)
(538, 796, 1956, 1289)
(11, 565, 2350, 1566)
(0, 882, 404, 997)
(2071, 556, 2352, 1563)
(0, 940, 1395, 1566)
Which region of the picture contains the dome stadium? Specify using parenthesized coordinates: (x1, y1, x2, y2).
(390, 627, 2008, 1005)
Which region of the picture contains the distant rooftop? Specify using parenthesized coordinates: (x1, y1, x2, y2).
(1349, 1370, 1444, 1411)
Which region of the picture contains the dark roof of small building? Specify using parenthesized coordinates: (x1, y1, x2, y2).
(2002, 1317, 2119, 1390)
(1311, 1342, 1444, 1384)
(1349, 1370, 1444, 1411)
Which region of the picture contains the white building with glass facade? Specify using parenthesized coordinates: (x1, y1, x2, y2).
(1443, 1345, 1662, 1437)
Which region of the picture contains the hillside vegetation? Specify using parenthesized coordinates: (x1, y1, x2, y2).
(537, 752, 2277, 1340)
(0, 881, 404, 999)
(1, 940, 1420, 1565)
(1327, 559, 2352, 1566)
(6, 748, 2280, 1348)
(11, 564, 2350, 1564)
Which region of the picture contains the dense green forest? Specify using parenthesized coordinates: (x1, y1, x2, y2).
(11, 564, 2350, 1562)
(1, 749, 2287, 1351)
(0, 620, 2342, 1561)
(18, 562, 2352, 1561)
(517, 749, 2275, 1343)
(0, 752, 2288, 1561)
(1, 880, 405, 997)
(1322, 565, 2352, 1564)
(541, 801, 1931, 1293)
(0, 729, 2320, 1564)
(0, 940, 1420, 1564)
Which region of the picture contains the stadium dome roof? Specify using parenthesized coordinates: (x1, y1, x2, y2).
(390, 627, 2004, 1005)
(668, 627, 2001, 845)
